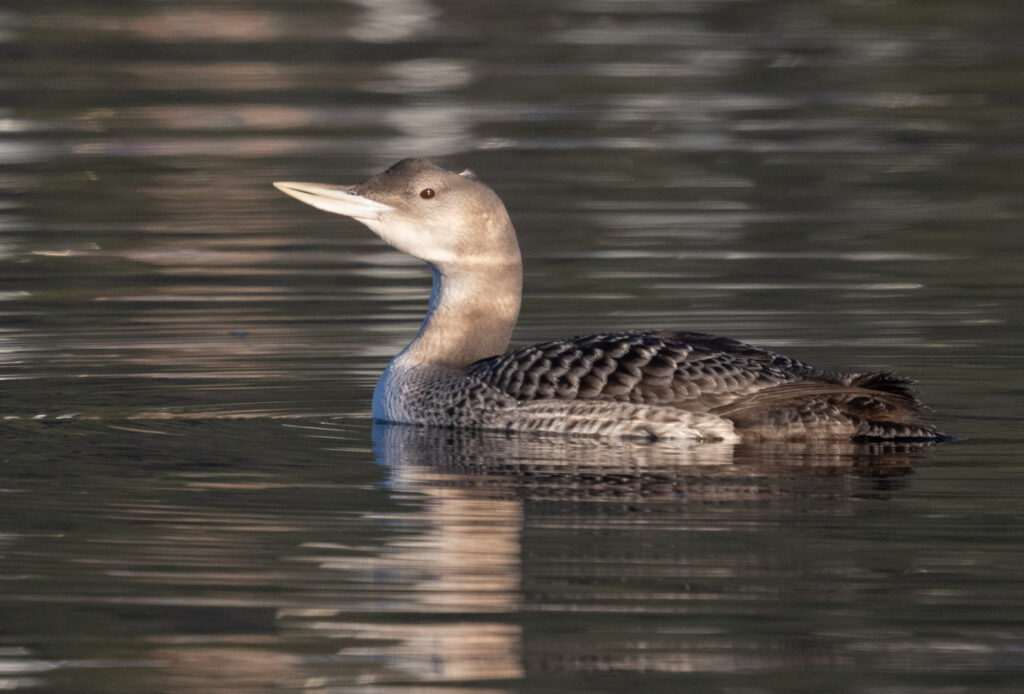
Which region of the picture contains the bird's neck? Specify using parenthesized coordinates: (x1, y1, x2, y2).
(398, 257, 523, 369)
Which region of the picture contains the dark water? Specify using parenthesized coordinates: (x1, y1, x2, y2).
(2, 1, 1023, 691)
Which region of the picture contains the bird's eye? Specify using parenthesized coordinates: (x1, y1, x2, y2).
(419, 188, 436, 199)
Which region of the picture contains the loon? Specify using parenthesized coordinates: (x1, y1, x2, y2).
(274, 158, 944, 443)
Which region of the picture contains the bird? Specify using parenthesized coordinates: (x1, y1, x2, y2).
(274, 158, 945, 443)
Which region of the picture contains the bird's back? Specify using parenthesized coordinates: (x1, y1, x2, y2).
(468, 330, 944, 441)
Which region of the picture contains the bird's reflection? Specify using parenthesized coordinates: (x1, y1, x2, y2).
(375, 423, 929, 502)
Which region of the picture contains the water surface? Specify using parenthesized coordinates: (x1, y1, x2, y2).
(1, 0, 1022, 691)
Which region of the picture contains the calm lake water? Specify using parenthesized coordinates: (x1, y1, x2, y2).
(2, 1, 1023, 692)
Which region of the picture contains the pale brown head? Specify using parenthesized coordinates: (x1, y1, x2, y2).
(274, 158, 520, 273)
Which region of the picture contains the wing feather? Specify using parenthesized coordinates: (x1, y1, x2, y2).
(466, 330, 944, 440)
(468, 330, 813, 409)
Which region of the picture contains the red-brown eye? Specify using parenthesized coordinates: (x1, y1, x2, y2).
(419, 188, 435, 199)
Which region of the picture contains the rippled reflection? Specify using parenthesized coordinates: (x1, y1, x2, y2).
(344, 0, 440, 43)
(2, 413, 1018, 691)
(375, 422, 924, 501)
